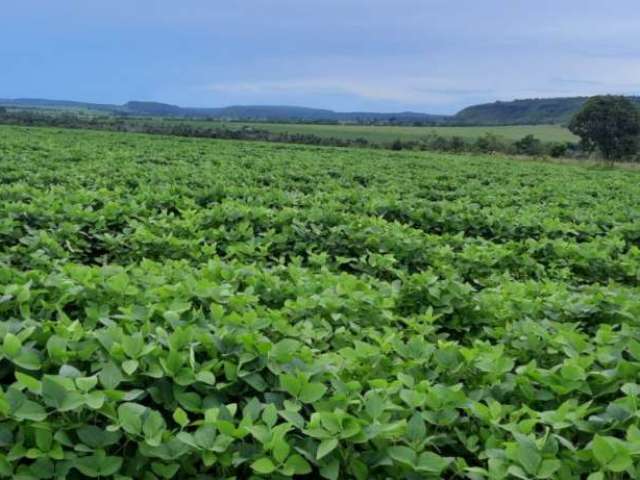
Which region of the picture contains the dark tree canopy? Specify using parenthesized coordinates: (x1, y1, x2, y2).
(569, 95, 640, 162)
(514, 134, 543, 156)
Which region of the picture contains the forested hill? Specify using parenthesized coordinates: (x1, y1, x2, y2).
(0, 98, 448, 124)
(2, 96, 639, 125)
(454, 96, 640, 125)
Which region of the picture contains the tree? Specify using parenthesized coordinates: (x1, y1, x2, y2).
(0, 107, 6, 116)
(448, 136, 466, 153)
(474, 133, 505, 154)
(549, 143, 569, 158)
(569, 95, 640, 163)
(514, 134, 543, 156)
(390, 139, 403, 151)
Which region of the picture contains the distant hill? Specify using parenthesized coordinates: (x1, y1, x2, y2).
(453, 96, 640, 125)
(0, 98, 448, 124)
(2, 95, 639, 125)
(126, 102, 450, 123)
(0, 98, 120, 113)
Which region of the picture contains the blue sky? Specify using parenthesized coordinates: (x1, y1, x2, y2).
(2, 0, 640, 113)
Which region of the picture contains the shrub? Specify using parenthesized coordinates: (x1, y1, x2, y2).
(549, 143, 569, 158)
(514, 134, 543, 156)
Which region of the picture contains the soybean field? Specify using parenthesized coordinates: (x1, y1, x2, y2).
(0, 125, 639, 479)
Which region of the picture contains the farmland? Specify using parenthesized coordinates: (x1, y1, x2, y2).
(164, 120, 578, 144)
(1, 125, 640, 479)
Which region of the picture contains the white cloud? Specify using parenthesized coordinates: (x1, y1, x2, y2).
(205, 76, 493, 108)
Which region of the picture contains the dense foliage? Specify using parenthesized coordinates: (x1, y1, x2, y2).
(4, 95, 640, 126)
(1, 126, 640, 479)
(569, 96, 640, 163)
(0, 99, 446, 124)
(457, 96, 640, 126)
(0, 109, 573, 158)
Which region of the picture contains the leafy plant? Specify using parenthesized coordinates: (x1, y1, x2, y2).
(0, 125, 639, 478)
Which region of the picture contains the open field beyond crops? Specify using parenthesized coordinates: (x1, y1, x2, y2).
(163, 120, 578, 144)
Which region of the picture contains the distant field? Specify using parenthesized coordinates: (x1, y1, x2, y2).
(166, 120, 578, 144)
(5, 107, 578, 144)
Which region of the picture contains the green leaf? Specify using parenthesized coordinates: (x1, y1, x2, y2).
(0, 455, 12, 477)
(41, 376, 83, 412)
(122, 333, 144, 358)
(99, 362, 123, 390)
(143, 410, 167, 445)
(74, 458, 98, 477)
(122, 359, 139, 375)
(13, 400, 47, 421)
(364, 392, 384, 419)
(194, 425, 218, 450)
(299, 382, 327, 403)
(3, 333, 21, 358)
(592, 435, 631, 472)
(75, 451, 123, 477)
(273, 438, 290, 464)
(280, 374, 301, 397)
(196, 370, 216, 385)
(399, 389, 426, 408)
(41, 376, 68, 409)
(320, 459, 340, 480)
(139, 437, 190, 461)
(251, 457, 276, 474)
(84, 391, 106, 410)
(152, 462, 180, 479)
(388, 445, 416, 466)
(416, 451, 452, 474)
(75, 376, 98, 392)
(173, 408, 189, 428)
(515, 434, 541, 475)
(407, 413, 426, 444)
(77, 426, 122, 449)
(118, 402, 146, 435)
(262, 403, 278, 428)
(35, 428, 53, 452)
(284, 454, 312, 475)
(15, 372, 41, 394)
(317, 438, 338, 460)
(537, 459, 562, 479)
(13, 350, 41, 371)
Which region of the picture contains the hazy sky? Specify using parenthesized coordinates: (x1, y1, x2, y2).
(3, 1, 640, 113)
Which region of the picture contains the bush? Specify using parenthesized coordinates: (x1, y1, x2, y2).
(448, 136, 466, 153)
(549, 143, 569, 158)
(474, 133, 507, 154)
(514, 134, 543, 156)
(390, 139, 403, 151)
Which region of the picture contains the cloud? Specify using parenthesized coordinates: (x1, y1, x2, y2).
(4, 0, 640, 111)
(205, 76, 497, 109)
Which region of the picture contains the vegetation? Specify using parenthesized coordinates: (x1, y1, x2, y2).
(569, 95, 640, 163)
(4, 95, 639, 126)
(0, 108, 576, 157)
(184, 121, 577, 144)
(514, 134, 544, 156)
(1, 125, 640, 478)
(456, 96, 640, 126)
(0, 99, 447, 124)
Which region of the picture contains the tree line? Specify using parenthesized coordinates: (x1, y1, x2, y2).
(3, 98, 639, 162)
